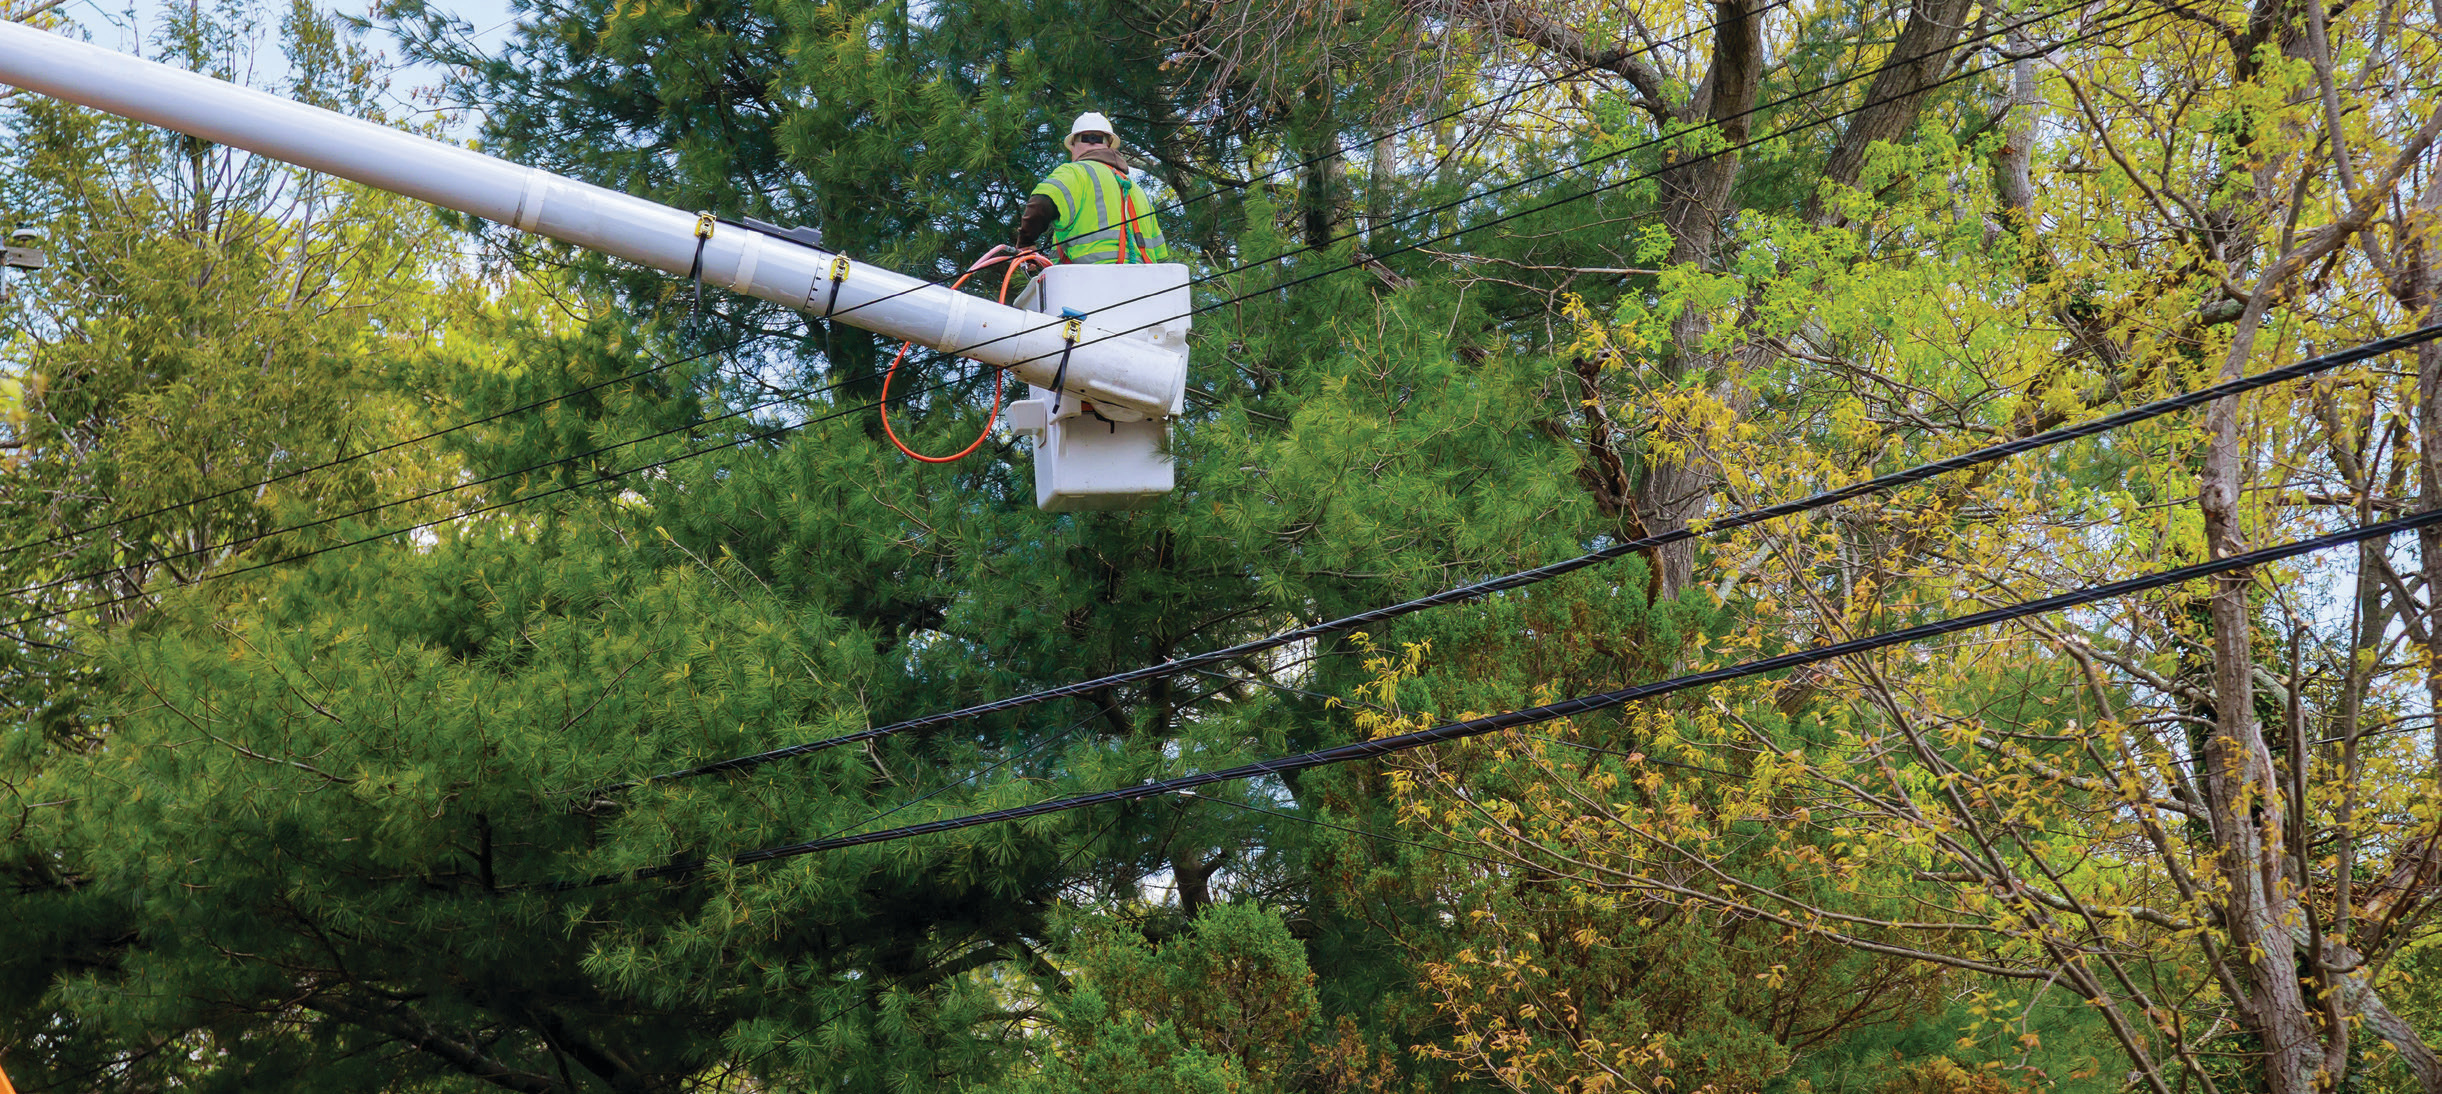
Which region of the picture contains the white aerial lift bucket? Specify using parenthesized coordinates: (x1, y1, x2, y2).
(1006, 264, 1190, 511)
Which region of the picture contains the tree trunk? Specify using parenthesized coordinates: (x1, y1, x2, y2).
(1811, 0, 1979, 214)
(1632, 0, 1763, 598)
(1299, 84, 1342, 251)
(2415, 190, 2442, 782)
(2199, 303, 2319, 1093)
(1993, 24, 2037, 228)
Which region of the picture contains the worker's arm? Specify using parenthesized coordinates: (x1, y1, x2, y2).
(1014, 193, 1057, 248)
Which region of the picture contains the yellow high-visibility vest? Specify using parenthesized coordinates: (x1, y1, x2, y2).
(1033, 161, 1169, 264)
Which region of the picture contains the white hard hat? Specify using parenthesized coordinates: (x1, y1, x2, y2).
(1065, 111, 1117, 151)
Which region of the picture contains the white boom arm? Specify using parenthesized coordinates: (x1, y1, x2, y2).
(0, 22, 1185, 419)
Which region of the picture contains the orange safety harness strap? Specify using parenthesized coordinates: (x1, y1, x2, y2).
(1053, 168, 1147, 266)
(1120, 188, 1141, 265)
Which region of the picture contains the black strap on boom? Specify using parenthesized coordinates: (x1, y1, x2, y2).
(819, 255, 852, 367)
(685, 212, 716, 325)
(1050, 309, 1084, 415)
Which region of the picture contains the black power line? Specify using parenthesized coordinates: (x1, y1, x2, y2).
(0, 370, 986, 631)
(908, 0, 2136, 371)
(769, 670, 1253, 858)
(1181, 662, 1758, 782)
(600, 324, 2442, 792)
(0, 341, 732, 560)
(3, 4, 2126, 635)
(730, 0, 2116, 408)
(811, 0, 1803, 330)
(0, 338, 1037, 630)
(7, 0, 2111, 580)
(6, 10, 1690, 568)
(1184, 790, 1519, 872)
(539, 502, 2442, 891)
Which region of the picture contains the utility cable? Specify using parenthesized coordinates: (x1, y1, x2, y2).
(1177, 662, 1757, 782)
(3, 355, 787, 603)
(905, 0, 2137, 373)
(813, 0, 1802, 330)
(1236, 665, 2407, 827)
(600, 324, 2442, 793)
(795, 671, 1247, 849)
(0, 361, 1000, 632)
(7, 0, 2099, 567)
(540, 501, 2442, 890)
(1184, 790, 1516, 872)
(3, 4, 2127, 630)
(800, 704, 1106, 849)
(579, 675, 1246, 905)
(1150, 2, 1802, 223)
(0, 323, 1027, 621)
(0, 340, 730, 560)
(0, 4, 2198, 643)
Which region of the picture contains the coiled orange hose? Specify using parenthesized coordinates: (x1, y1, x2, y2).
(879, 247, 1050, 463)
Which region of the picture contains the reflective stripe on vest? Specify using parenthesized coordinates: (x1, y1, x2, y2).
(1035, 161, 1168, 264)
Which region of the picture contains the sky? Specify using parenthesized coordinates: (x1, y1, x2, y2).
(62, 0, 520, 131)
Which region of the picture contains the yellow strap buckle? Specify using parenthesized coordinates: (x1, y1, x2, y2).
(830, 255, 851, 283)
(1061, 318, 1082, 342)
(693, 211, 717, 239)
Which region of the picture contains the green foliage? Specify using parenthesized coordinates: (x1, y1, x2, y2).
(9, 0, 2441, 1090)
(989, 903, 1322, 1094)
(0, 0, 486, 715)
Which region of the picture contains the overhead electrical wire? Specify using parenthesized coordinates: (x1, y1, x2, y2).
(3, 326, 1027, 622)
(9, 0, 2108, 577)
(1156, 0, 1800, 205)
(738, 670, 1255, 862)
(0, 347, 800, 604)
(904, 0, 2141, 372)
(538, 502, 2442, 891)
(68, 1, 1750, 548)
(0, 340, 733, 561)
(0, 362, 1000, 632)
(3, 7, 2128, 633)
(1190, 488, 2442, 819)
(812, 0, 1805, 330)
(598, 324, 2442, 793)
(1179, 662, 1759, 782)
(1184, 790, 1518, 872)
(0, 4, 1801, 601)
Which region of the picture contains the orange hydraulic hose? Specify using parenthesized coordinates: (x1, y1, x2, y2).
(879, 248, 1049, 463)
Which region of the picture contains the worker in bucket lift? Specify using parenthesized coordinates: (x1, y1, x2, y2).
(1014, 112, 1170, 264)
